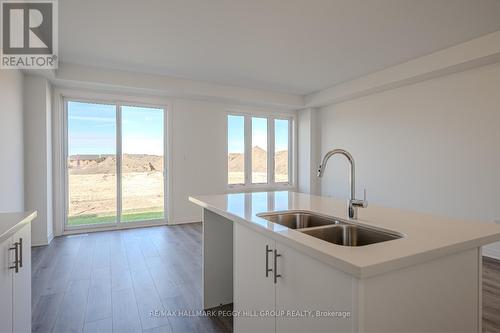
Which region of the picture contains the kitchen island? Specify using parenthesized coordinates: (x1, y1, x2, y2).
(189, 191, 500, 332)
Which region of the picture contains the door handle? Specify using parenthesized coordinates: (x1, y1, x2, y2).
(273, 249, 281, 284)
(8, 241, 20, 273)
(265, 245, 273, 277)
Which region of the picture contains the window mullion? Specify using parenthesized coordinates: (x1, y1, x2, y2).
(268, 117, 275, 186)
(116, 103, 122, 224)
(244, 115, 252, 186)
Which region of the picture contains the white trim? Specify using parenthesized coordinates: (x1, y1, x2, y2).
(292, 112, 299, 188)
(63, 98, 70, 229)
(478, 248, 482, 333)
(169, 218, 202, 225)
(268, 116, 275, 184)
(244, 115, 251, 185)
(305, 30, 500, 108)
(165, 100, 173, 227)
(226, 110, 296, 191)
(226, 107, 296, 118)
(52, 87, 173, 236)
(50, 62, 304, 110)
(116, 104, 122, 224)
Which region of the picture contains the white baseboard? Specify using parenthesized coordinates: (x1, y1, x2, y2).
(62, 220, 167, 236)
(31, 238, 50, 247)
(31, 232, 54, 247)
(169, 219, 202, 225)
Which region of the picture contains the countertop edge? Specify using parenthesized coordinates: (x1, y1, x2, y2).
(0, 211, 37, 244)
(189, 196, 365, 277)
(189, 196, 495, 279)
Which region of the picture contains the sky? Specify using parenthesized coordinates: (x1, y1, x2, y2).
(227, 115, 289, 153)
(68, 102, 287, 156)
(68, 101, 164, 156)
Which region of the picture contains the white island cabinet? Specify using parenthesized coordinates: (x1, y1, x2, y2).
(234, 221, 479, 333)
(189, 191, 500, 333)
(0, 212, 37, 333)
(234, 222, 276, 333)
(235, 222, 355, 333)
(275, 238, 356, 333)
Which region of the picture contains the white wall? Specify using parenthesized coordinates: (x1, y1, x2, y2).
(24, 75, 53, 246)
(170, 99, 228, 223)
(317, 62, 500, 258)
(0, 71, 24, 212)
(49, 86, 296, 232)
(170, 99, 297, 223)
(297, 108, 321, 195)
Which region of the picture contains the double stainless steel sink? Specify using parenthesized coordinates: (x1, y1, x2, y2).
(257, 211, 402, 247)
(258, 211, 344, 229)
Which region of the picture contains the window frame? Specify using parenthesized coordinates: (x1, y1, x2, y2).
(53, 88, 172, 236)
(226, 110, 296, 191)
(63, 98, 168, 230)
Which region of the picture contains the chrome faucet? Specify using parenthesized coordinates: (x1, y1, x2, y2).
(317, 149, 368, 219)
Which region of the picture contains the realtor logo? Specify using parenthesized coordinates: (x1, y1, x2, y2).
(1, 0, 58, 69)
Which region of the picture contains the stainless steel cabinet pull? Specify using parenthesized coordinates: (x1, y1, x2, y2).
(8, 241, 20, 273)
(18, 238, 23, 268)
(265, 245, 273, 277)
(273, 249, 281, 284)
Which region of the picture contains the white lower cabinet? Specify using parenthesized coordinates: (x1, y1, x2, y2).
(233, 222, 482, 333)
(12, 224, 31, 333)
(234, 223, 356, 333)
(0, 234, 14, 333)
(275, 241, 355, 333)
(234, 223, 276, 333)
(0, 223, 32, 333)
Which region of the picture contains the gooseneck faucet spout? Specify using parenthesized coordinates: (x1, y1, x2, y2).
(317, 149, 368, 219)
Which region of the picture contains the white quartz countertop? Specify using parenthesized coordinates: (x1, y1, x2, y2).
(0, 211, 37, 243)
(189, 191, 500, 278)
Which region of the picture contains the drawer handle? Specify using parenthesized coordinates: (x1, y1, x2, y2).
(18, 238, 23, 268)
(8, 241, 20, 273)
(265, 245, 273, 277)
(274, 249, 281, 284)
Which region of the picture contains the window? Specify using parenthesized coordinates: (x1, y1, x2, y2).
(227, 115, 245, 185)
(121, 105, 165, 223)
(66, 100, 166, 228)
(274, 119, 289, 183)
(252, 117, 268, 184)
(67, 101, 117, 226)
(227, 113, 293, 187)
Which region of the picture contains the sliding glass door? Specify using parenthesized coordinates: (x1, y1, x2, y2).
(67, 101, 118, 226)
(66, 100, 166, 229)
(121, 106, 164, 223)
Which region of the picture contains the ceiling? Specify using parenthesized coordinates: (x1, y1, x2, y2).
(59, 0, 500, 95)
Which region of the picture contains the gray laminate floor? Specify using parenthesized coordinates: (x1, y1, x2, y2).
(483, 257, 500, 333)
(32, 224, 500, 333)
(31, 224, 232, 333)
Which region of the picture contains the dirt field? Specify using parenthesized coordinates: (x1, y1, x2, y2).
(228, 146, 289, 184)
(68, 149, 287, 225)
(68, 172, 164, 216)
(68, 155, 164, 225)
